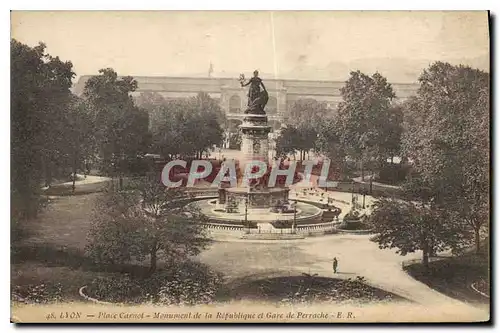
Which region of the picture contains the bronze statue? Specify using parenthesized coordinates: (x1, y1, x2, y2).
(239, 70, 269, 114)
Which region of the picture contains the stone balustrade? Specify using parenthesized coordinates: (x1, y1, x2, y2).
(202, 221, 338, 234)
(187, 189, 219, 198)
(202, 223, 245, 231)
(297, 221, 337, 230)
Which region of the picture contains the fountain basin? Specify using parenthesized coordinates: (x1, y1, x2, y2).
(185, 198, 323, 225)
(224, 187, 290, 209)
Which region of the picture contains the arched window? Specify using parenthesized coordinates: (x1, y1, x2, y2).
(267, 96, 278, 114)
(229, 95, 241, 113)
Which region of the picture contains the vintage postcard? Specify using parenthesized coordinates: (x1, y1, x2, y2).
(10, 11, 490, 323)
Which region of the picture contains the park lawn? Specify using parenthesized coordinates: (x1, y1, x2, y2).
(11, 193, 113, 301)
(12, 191, 211, 302)
(16, 193, 100, 249)
(404, 253, 489, 308)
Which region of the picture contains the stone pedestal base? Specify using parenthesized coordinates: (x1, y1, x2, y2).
(218, 188, 226, 205)
(239, 114, 271, 164)
(225, 187, 290, 209)
(221, 113, 288, 211)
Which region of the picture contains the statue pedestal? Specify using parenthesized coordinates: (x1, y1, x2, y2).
(239, 114, 271, 165)
(220, 114, 287, 210)
(225, 187, 290, 209)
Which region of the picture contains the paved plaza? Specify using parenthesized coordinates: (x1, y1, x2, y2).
(198, 233, 484, 310)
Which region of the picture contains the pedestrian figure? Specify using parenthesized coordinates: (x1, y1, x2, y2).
(333, 257, 338, 274)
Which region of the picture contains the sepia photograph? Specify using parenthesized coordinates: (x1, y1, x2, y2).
(10, 10, 490, 323)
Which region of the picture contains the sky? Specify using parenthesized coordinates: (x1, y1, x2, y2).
(11, 11, 490, 83)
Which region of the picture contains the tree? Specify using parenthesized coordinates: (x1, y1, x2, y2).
(82, 68, 150, 186)
(369, 199, 466, 271)
(460, 87, 489, 253)
(283, 99, 329, 160)
(11, 39, 75, 219)
(150, 93, 224, 159)
(336, 71, 397, 180)
(134, 91, 167, 113)
(86, 177, 211, 275)
(315, 117, 346, 177)
(275, 126, 299, 159)
(402, 62, 489, 253)
(286, 98, 328, 130)
(228, 131, 242, 150)
(197, 92, 227, 129)
(295, 122, 320, 161)
(192, 93, 226, 158)
(63, 96, 95, 192)
(380, 105, 404, 164)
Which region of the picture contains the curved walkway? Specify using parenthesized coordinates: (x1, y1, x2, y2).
(199, 233, 487, 318)
(352, 175, 402, 190)
(199, 179, 484, 316)
(43, 174, 111, 196)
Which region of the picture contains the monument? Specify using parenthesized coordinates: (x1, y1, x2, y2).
(238, 70, 272, 166)
(187, 71, 323, 226)
(220, 71, 290, 209)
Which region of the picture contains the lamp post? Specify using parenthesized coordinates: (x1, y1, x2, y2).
(319, 175, 327, 192)
(369, 174, 373, 195)
(362, 189, 366, 209)
(245, 196, 249, 233)
(292, 199, 297, 234)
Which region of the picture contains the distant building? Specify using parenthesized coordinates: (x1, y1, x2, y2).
(73, 75, 418, 131)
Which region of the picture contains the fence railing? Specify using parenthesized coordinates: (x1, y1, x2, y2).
(246, 228, 295, 235)
(203, 221, 339, 234)
(203, 223, 245, 231)
(296, 222, 337, 231)
(186, 189, 219, 198)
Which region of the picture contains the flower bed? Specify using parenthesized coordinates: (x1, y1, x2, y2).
(271, 220, 293, 229)
(230, 275, 404, 304)
(338, 209, 372, 231)
(85, 262, 223, 305)
(471, 278, 490, 298)
(12, 283, 64, 304)
(338, 220, 372, 231)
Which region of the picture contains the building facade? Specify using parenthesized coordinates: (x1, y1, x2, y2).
(73, 75, 419, 131)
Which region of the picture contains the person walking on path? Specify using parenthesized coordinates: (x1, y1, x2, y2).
(333, 257, 338, 274)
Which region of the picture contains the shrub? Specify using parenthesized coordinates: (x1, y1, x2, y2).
(271, 220, 293, 229)
(157, 266, 223, 306)
(340, 221, 371, 230)
(343, 209, 361, 221)
(90, 274, 144, 303)
(242, 221, 258, 229)
(377, 163, 410, 185)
